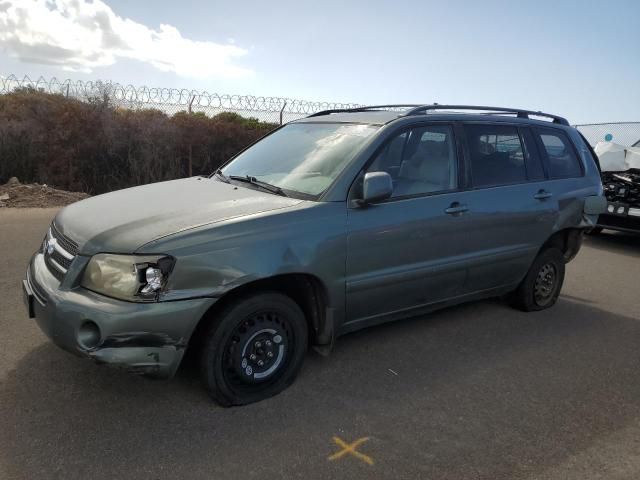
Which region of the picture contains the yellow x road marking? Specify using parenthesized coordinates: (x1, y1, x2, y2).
(328, 436, 374, 465)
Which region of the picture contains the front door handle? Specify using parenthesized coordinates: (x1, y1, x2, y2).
(444, 202, 469, 215)
(534, 190, 553, 200)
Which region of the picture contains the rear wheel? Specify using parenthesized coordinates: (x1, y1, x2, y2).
(200, 292, 308, 406)
(509, 248, 565, 312)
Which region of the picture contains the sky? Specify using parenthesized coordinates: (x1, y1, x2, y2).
(0, 0, 638, 124)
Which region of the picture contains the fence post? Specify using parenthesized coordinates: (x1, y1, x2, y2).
(65, 84, 69, 98)
(187, 94, 195, 176)
(280, 101, 287, 125)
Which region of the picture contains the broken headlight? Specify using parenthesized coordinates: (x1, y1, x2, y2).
(81, 254, 175, 302)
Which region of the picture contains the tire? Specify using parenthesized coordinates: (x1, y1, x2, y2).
(585, 226, 603, 235)
(509, 248, 565, 312)
(200, 292, 308, 406)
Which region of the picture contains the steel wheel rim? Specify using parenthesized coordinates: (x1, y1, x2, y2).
(222, 311, 292, 388)
(534, 262, 557, 306)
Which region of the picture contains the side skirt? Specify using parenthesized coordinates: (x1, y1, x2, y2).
(337, 283, 518, 337)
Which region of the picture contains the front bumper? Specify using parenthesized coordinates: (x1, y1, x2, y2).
(23, 252, 215, 378)
(597, 202, 640, 233)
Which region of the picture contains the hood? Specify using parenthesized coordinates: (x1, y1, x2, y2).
(55, 177, 303, 254)
(595, 141, 640, 172)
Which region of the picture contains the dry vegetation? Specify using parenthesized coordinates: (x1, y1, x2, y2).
(0, 88, 277, 197)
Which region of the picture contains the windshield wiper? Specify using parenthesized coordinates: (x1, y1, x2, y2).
(228, 175, 287, 197)
(214, 169, 230, 183)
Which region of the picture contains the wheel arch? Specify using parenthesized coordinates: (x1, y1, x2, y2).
(539, 227, 584, 263)
(187, 273, 333, 355)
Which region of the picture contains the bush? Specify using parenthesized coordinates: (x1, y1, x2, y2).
(0, 88, 277, 194)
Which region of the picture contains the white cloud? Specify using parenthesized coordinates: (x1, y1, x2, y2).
(0, 0, 253, 78)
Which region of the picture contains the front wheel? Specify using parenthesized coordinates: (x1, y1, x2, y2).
(509, 248, 565, 312)
(200, 292, 308, 406)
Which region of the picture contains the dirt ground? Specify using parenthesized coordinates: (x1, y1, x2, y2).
(0, 178, 89, 208)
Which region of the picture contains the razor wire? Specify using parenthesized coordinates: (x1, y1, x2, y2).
(5, 75, 638, 134)
(0, 74, 363, 124)
(575, 122, 640, 148)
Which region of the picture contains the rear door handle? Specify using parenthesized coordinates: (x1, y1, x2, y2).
(444, 202, 469, 215)
(534, 190, 553, 200)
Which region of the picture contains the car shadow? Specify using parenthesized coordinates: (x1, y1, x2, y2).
(3, 298, 640, 479)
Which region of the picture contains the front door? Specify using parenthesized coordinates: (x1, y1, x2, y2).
(344, 123, 470, 326)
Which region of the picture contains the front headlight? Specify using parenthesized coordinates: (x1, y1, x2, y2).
(81, 254, 175, 302)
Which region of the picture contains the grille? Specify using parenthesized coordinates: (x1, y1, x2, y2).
(50, 249, 72, 269)
(50, 222, 79, 255)
(45, 255, 66, 281)
(43, 223, 79, 281)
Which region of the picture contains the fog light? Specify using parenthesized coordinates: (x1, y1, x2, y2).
(607, 205, 614, 213)
(78, 321, 101, 349)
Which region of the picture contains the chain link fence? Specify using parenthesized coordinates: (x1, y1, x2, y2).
(4, 74, 639, 144)
(0, 74, 362, 124)
(575, 122, 640, 148)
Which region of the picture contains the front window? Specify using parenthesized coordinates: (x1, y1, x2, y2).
(220, 123, 378, 197)
(365, 125, 458, 197)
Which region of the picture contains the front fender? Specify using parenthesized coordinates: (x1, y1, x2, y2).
(143, 202, 348, 329)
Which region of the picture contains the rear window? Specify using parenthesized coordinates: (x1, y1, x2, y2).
(465, 125, 527, 187)
(536, 129, 582, 178)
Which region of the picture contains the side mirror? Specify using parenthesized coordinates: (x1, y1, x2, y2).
(361, 171, 393, 204)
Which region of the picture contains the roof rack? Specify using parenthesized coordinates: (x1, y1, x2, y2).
(306, 104, 422, 118)
(402, 104, 569, 125)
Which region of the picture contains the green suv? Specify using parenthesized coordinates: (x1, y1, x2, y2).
(23, 105, 605, 406)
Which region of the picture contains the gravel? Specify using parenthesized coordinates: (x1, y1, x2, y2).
(0, 178, 89, 208)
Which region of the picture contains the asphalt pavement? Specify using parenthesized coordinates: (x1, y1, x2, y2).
(1, 208, 639, 480)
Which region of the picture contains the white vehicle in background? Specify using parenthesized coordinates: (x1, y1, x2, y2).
(591, 141, 640, 233)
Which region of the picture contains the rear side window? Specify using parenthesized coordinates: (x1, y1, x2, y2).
(465, 125, 527, 187)
(536, 129, 582, 178)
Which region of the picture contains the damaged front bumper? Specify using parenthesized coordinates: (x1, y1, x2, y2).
(597, 208, 640, 233)
(597, 169, 640, 233)
(23, 252, 214, 378)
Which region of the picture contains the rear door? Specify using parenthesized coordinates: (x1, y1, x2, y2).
(532, 127, 589, 224)
(458, 123, 558, 293)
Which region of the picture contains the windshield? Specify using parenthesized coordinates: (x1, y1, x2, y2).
(220, 123, 379, 197)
